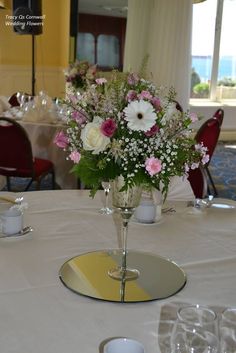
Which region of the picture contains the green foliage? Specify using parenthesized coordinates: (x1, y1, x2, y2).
(71, 154, 119, 196)
(218, 77, 236, 87)
(191, 68, 201, 93)
(193, 82, 209, 98)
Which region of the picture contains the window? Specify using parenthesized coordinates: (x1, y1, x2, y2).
(77, 33, 95, 64)
(191, 0, 236, 101)
(97, 34, 120, 68)
(77, 32, 120, 70)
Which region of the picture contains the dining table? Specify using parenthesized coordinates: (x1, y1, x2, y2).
(19, 120, 77, 189)
(0, 189, 235, 353)
(0, 116, 78, 190)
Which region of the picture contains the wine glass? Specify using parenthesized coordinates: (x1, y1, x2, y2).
(219, 307, 236, 353)
(108, 177, 142, 281)
(99, 181, 113, 215)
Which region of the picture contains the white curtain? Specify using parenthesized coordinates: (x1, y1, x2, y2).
(124, 0, 193, 110)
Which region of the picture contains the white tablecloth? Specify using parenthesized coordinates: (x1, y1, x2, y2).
(0, 190, 235, 353)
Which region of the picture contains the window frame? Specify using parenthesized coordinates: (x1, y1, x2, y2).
(190, 0, 236, 104)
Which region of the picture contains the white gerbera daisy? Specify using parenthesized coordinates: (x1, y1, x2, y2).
(123, 100, 157, 131)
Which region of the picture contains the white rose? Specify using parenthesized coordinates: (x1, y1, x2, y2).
(81, 116, 110, 154)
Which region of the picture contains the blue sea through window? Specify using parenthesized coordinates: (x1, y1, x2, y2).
(192, 56, 236, 82)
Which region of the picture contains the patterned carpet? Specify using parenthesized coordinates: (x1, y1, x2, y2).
(208, 141, 236, 201)
(1, 142, 236, 200)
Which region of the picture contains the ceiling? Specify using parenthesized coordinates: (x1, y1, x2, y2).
(79, 0, 128, 18)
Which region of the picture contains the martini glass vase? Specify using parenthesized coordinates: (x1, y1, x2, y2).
(108, 176, 142, 281)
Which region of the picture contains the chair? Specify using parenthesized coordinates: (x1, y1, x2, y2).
(8, 93, 31, 107)
(194, 110, 224, 196)
(188, 166, 208, 199)
(0, 117, 55, 191)
(213, 108, 224, 127)
(8, 93, 20, 107)
(173, 100, 183, 112)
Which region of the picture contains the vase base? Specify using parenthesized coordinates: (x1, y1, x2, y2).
(108, 267, 140, 281)
(99, 207, 113, 215)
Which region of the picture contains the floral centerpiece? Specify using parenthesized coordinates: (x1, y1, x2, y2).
(64, 60, 97, 91)
(55, 70, 209, 199)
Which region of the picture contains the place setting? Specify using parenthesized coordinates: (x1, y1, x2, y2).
(0, 195, 33, 240)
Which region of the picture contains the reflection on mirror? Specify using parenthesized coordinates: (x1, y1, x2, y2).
(59, 250, 187, 303)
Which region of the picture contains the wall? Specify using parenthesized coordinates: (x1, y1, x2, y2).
(0, 0, 70, 98)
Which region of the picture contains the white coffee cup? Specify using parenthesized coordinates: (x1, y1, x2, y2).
(135, 199, 156, 223)
(104, 338, 145, 353)
(0, 208, 23, 235)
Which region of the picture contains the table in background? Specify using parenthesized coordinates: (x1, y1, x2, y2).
(0, 121, 77, 190)
(0, 190, 235, 353)
(20, 121, 77, 189)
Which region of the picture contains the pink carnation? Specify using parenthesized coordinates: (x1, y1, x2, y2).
(138, 90, 153, 100)
(145, 157, 162, 176)
(126, 90, 137, 102)
(54, 131, 69, 148)
(100, 118, 117, 137)
(72, 110, 87, 124)
(151, 97, 161, 111)
(145, 124, 160, 137)
(69, 151, 81, 163)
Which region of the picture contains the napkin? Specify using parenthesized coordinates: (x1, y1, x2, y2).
(0, 96, 10, 114)
(152, 176, 194, 203)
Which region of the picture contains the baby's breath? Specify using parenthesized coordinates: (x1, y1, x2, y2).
(54, 65, 209, 195)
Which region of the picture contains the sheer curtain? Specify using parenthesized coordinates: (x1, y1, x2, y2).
(124, 0, 193, 110)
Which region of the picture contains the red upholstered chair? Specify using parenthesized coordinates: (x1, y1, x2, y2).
(213, 108, 224, 127)
(173, 100, 183, 113)
(8, 93, 20, 107)
(0, 117, 55, 191)
(8, 92, 31, 107)
(194, 111, 224, 196)
(188, 166, 208, 199)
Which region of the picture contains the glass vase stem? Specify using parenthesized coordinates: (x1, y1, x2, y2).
(120, 208, 132, 273)
(104, 188, 109, 210)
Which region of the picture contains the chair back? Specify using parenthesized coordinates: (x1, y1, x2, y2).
(213, 108, 224, 127)
(188, 166, 208, 199)
(0, 117, 34, 174)
(195, 117, 221, 160)
(8, 93, 20, 107)
(173, 100, 183, 112)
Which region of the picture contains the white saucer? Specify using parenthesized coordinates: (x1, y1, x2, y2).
(0, 226, 33, 240)
(131, 216, 163, 226)
(211, 198, 236, 209)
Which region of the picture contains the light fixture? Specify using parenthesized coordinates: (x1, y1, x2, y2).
(193, 0, 207, 3)
(102, 6, 128, 13)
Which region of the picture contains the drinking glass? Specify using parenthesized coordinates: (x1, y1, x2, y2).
(171, 322, 219, 353)
(16, 92, 26, 110)
(99, 181, 113, 215)
(219, 307, 236, 353)
(177, 305, 218, 336)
